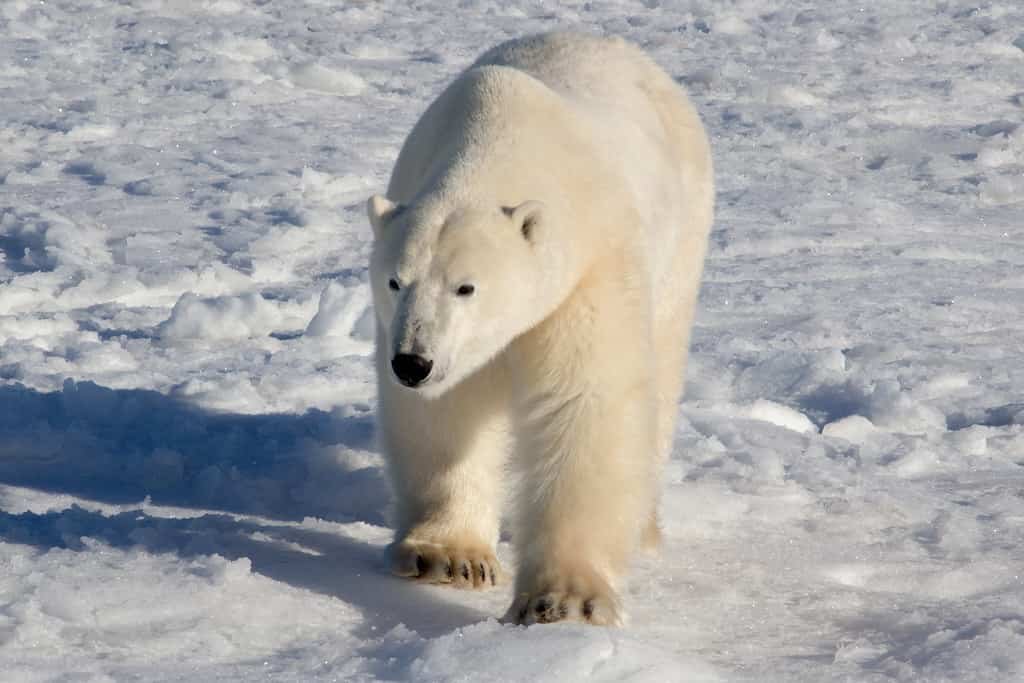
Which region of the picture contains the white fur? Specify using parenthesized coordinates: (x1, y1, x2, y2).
(368, 32, 714, 624)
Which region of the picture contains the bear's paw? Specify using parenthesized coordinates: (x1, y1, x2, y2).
(388, 538, 503, 590)
(502, 565, 623, 626)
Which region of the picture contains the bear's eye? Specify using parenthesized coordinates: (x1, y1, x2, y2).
(388, 278, 400, 292)
(456, 284, 475, 297)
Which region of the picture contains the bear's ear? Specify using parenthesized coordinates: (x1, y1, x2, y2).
(503, 200, 545, 243)
(367, 195, 403, 237)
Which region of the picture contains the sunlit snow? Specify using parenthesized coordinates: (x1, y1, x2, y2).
(2, 1, 1023, 681)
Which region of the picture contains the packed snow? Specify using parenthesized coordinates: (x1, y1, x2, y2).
(2, 0, 1023, 680)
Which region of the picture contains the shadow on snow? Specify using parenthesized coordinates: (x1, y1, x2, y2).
(0, 380, 488, 637)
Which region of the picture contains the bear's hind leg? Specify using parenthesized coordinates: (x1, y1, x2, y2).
(642, 302, 692, 552)
(645, 234, 707, 551)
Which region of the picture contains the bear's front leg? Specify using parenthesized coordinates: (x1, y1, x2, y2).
(504, 263, 658, 625)
(502, 385, 655, 624)
(378, 360, 511, 590)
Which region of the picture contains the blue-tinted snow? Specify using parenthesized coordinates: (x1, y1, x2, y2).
(1, 0, 1023, 680)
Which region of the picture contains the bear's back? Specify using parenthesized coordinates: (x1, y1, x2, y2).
(388, 32, 712, 291)
(473, 33, 662, 112)
(473, 33, 712, 285)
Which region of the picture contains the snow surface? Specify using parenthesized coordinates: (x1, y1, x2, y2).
(2, 0, 1023, 681)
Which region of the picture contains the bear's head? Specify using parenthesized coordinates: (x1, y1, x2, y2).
(368, 194, 554, 397)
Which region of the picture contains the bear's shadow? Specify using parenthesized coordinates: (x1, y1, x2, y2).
(0, 381, 487, 637)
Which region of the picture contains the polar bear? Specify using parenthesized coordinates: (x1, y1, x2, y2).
(367, 32, 713, 626)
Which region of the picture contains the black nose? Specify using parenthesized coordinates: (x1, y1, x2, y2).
(392, 354, 433, 387)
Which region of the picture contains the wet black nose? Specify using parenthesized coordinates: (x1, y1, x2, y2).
(392, 354, 433, 387)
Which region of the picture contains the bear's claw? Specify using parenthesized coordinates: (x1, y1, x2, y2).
(501, 571, 622, 626)
(389, 539, 502, 589)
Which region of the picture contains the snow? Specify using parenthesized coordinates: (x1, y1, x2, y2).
(747, 399, 818, 434)
(2, 0, 1023, 680)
